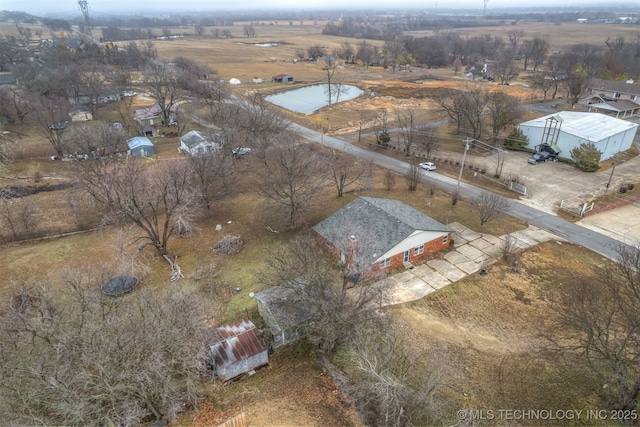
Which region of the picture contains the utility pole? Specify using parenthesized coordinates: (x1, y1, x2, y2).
(605, 155, 622, 196)
(454, 138, 472, 204)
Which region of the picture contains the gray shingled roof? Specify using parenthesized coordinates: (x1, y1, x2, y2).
(255, 286, 312, 328)
(588, 99, 640, 112)
(312, 197, 451, 264)
(586, 78, 640, 97)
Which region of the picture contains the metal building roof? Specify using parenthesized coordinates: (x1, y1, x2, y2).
(127, 136, 154, 149)
(520, 112, 638, 142)
(206, 319, 267, 371)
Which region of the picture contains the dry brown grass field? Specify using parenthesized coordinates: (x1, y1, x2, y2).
(0, 16, 635, 425)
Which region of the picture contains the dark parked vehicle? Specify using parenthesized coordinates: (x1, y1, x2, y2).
(528, 151, 554, 164)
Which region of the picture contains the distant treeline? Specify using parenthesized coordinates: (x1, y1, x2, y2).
(42, 18, 72, 32)
(322, 17, 497, 40)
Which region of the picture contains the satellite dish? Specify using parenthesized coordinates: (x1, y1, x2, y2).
(249, 292, 255, 298)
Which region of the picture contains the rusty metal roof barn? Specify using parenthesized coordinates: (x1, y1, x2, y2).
(206, 319, 268, 382)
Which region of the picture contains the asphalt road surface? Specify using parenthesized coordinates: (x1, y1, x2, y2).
(291, 122, 631, 261)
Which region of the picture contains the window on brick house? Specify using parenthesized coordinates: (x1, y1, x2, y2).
(414, 244, 424, 255)
(442, 235, 448, 244)
(380, 258, 391, 268)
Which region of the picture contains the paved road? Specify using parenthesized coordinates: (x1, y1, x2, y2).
(291, 122, 631, 261)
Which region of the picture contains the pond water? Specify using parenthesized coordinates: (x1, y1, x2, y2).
(265, 84, 364, 115)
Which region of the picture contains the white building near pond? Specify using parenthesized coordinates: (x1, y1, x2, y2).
(518, 112, 638, 161)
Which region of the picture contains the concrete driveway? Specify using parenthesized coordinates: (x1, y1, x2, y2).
(382, 222, 558, 307)
(456, 140, 640, 247)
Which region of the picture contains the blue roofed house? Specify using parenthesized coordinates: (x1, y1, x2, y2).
(312, 197, 452, 274)
(127, 136, 155, 157)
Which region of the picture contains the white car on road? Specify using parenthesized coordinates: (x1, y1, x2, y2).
(419, 161, 436, 171)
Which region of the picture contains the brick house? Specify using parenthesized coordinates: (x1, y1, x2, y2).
(312, 197, 452, 274)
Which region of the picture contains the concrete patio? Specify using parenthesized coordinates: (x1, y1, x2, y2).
(382, 222, 560, 307)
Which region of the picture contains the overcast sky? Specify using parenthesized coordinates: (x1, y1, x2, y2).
(0, 0, 623, 16)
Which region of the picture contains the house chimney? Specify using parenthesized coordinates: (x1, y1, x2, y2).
(346, 235, 359, 269)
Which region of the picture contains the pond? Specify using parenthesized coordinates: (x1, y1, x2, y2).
(265, 84, 364, 115)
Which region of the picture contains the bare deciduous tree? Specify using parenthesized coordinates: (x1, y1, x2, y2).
(65, 121, 129, 158)
(343, 320, 455, 426)
(396, 107, 417, 156)
(143, 60, 187, 125)
(531, 72, 553, 101)
(0, 86, 31, 126)
(493, 48, 520, 86)
(212, 234, 244, 254)
(415, 125, 437, 159)
(566, 71, 587, 107)
(461, 85, 488, 140)
(0, 272, 211, 426)
(255, 134, 325, 227)
(550, 244, 640, 411)
(77, 158, 201, 256)
(307, 44, 326, 61)
(431, 88, 468, 135)
(106, 69, 137, 130)
(0, 191, 21, 241)
(262, 232, 388, 352)
(508, 29, 525, 49)
(32, 95, 70, 156)
(493, 147, 507, 179)
(339, 41, 355, 63)
(373, 109, 391, 145)
(452, 57, 463, 74)
(473, 190, 511, 226)
(356, 40, 374, 68)
(405, 162, 420, 191)
(243, 24, 256, 38)
(187, 146, 236, 215)
(322, 56, 347, 106)
(383, 170, 397, 191)
(487, 91, 521, 143)
(530, 37, 550, 71)
(327, 153, 368, 197)
(236, 91, 289, 143)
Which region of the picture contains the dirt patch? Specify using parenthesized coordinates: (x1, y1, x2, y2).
(178, 342, 362, 427)
(390, 240, 604, 416)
